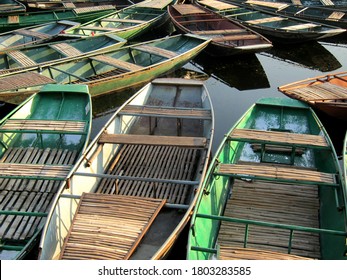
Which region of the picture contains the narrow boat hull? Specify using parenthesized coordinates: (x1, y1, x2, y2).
(39, 78, 214, 260)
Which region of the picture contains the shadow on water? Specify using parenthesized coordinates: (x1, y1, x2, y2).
(192, 53, 270, 90)
(263, 41, 342, 72)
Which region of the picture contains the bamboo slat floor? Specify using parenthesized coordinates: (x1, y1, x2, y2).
(228, 128, 329, 148)
(219, 246, 313, 260)
(95, 143, 204, 205)
(0, 119, 87, 133)
(216, 163, 336, 185)
(0, 72, 55, 92)
(0, 147, 77, 240)
(49, 43, 83, 57)
(7, 50, 36, 67)
(59, 193, 166, 260)
(218, 179, 321, 259)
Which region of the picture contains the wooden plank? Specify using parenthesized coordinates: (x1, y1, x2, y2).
(101, 18, 146, 24)
(49, 43, 83, 57)
(132, 45, 177, 59)
(228, 128, 329, 148)
(120, 105, 212, 119)
(172, 4, 207, 15)
(1, 119, 86, 134)
(7, 50, 36, 67)
(135, 0, 172, 9)
(198, 0, 238, 10)
(219, 246, 313, 260)
(213, 34, 260, 42)
(327, 11, 345, 20)
(281, 23, 318, 30)
(0, 72, 55, 91)
(246, 16, 285, 24)
(14, 29, 50, 39)
(91, 55, 143, 71)
(60, 193, 166, 260)
(216, 163, 336, 185)
(98, 133, 207, 148)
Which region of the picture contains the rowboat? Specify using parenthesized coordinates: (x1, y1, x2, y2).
(168, 4, 272, 56)
(196, 0, 346, 43)
(62, 0, 176, 40)
(39, 78, 214, 260)
(0, 34, 126, 74)
(0, 34, 210, 99)
(278, 71, 347, 120)
(0, 5, 116, 33)
(245, 0, 347, 28)
(0, 20, 80, 51)
(0, 84, 92, 260)
(187, 97, 347, 260)
(0, 0, 26, 14)
(21, 0, 138, 10)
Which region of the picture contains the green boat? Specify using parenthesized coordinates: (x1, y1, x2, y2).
(0, 20, 80, 51)
(39, 78, 214, 260)
(0, 34, 126, 74)
(197, 0, 346, 43)
(187, 97, 347, 260)
(0, 34, 210, 99)
(62, 0, 176, 40)
(0, 0, 26, 14)
(0, 83, 92, 260)
(0, 4, 116, 32)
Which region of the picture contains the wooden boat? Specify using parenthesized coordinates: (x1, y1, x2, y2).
(196, 0, 346, 43)
(245, 0, 347, 28)
(0, 83, 92, 260)
(187, 97, 347, 260)
(168, 4, 272, 56)
(21, 0, 138, 11)
(0, 34, 210, 99)
(39, 78, 214, 260)
(0, 5, 116, 33)
(0, 0, 26, 14)
(278, 72, 347, 120)
(62, 0, 176, 40)
(0, 34, 126, 74)
(0, 20, 80, 51)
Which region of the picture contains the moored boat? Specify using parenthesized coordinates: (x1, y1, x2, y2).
(168, 3, 272, 56)
(0, 84, 92, 260)
(0, 20, 80, 51)
(278, 71, 347, 120)
(0, 34, 210, 99)
(187, 97, 347, 260)
(62, 0, 176, 40)
(0, 0, 26, 14)
(39, 77, 214, 260)
(0, 34, 126, 74)
(196, 0, 346, 43)
(0, 5, 116, 32)
(245, 0, 347, 28)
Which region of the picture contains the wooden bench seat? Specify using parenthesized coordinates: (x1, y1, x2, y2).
(14, 29, 50, 39)
(119, 105, 212, 119)
(218, 246, 313, 260)
(246, 16, 285, 24)
(0, 162, 71, 180)
(281, 23, 318, 30)
(101, 18, 146, 24)
(132, 45, 177, 59)
(228, 128, 329, 149)
(50, 43, 83, 57)
(213, 34, 260, 42)
(0, 72, 55, 91)
(195, 29, 248, 35)
(0, 119, 87, 134)
(91, 55, 143, 71)
(98, 133, 207, 148)
(215, 163, 337, 186)
(7, 50, 36, 67)
(60, 193, 166, 260)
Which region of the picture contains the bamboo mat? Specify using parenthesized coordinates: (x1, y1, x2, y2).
(218, 179, 321, 259)
(219, 246, 312, 260)
(0, 147, 77, 241)
(96, 144, 203, 205)
(60, 193, 166, 260)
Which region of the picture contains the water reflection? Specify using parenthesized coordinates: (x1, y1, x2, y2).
(263, 41, 342, 72)
(192, 53, 270, 90)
